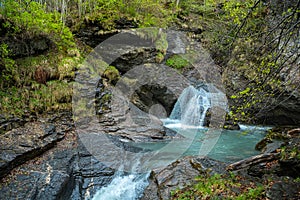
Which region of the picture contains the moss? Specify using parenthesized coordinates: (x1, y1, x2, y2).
(102, 66, 120, 85)
(171, 173, 265, 199)
(57, 57, 80, 80)
(0, 81, 72, 116)
(155, 52, 165, 63)
(166, 54, 190, 70)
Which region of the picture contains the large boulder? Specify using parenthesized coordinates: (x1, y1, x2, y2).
(255, 91, 300, 125)
(141, 156, 227, 200)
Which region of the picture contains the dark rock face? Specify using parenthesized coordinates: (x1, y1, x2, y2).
(255, 92, 300, 125)
(141, 156, 227, 200)
(0, 113, 117, 200)
(92, 28, 225, 127)
(0, 121, 65, 179)
(75, 18, 138, 48)
(0, 170, 71, 200)
(223, 56, 300, 126)
(0, 115, 29, 134)
(266, 177, 300, 200)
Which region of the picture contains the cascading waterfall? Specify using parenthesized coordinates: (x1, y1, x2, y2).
(91, 84, 227, 200)
(91, 154, 149, 200)
(91, 171, 149, 200)
(169, 85, 211, 127)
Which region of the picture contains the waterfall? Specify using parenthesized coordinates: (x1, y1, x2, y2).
(169, 85, 211, 127)
(91, 172, 149, 200)
(91, 84, 227, 200)
(91, 155, 149, 200)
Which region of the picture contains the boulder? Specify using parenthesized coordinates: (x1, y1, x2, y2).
(141, 156, 226, 200)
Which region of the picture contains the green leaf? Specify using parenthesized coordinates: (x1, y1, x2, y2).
(239, 87, 250, 95)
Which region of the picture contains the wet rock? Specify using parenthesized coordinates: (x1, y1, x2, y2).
(0, 122, 64, 179)
(0, 115, 27, 134)
(0, 170, 71, 200)
(141, 156, 226, 200)
(266, 176, 300, 200)
(0, 113, 117, 200)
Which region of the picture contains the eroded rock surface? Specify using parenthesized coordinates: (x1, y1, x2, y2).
(0, 121, 64, 179)
(142, 156, 227, 200)
(0, 113, 116, 200)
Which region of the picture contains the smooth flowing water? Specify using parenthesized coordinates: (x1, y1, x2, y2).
(170, 86, 211, 126)
(91, 155, 150, 200)
(91, 124, 267, 200)
(130, 122, 266, 163)
(91, 171, 149, 200)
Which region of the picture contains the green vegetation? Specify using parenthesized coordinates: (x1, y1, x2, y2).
(280, 146, 300, 161)
(166, 55, 190, 70)
(0, 0, 298, 123)
(0, 0, 81, 116)
(0, 43, 15, 88)
(171, 173, 265, 199)
(102, 66, 120, 84)
(25, 0, 179, 30)
(0, 81, 72, 116)
(1, 0, 75, 51)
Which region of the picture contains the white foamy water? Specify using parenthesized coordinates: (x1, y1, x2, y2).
(239, 124, 273, 131)
(91, 172, 149, 200)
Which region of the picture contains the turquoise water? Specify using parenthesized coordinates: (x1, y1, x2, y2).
(129, 124, 267, 163)
(91, 124, 268, 200)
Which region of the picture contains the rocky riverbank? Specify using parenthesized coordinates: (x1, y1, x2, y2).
(1, 1, 299, 198)
(1, 114, 299, 199)
(0, 113, 115, 200)
(142, 127, 300, 199)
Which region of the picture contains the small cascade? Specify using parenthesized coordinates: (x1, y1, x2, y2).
(91, 172, 149, 200)
(169, 85, 211, 127)
(91, 155, 149, 200)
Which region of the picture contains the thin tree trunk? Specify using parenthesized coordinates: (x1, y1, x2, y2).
(226, 153, 280, 171)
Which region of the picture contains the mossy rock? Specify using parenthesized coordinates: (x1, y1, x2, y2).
(102, 66, 120, 85)
(166, 54, 189, 70)
(255, 138, 273, 151)
(266, 127, 294, 140)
